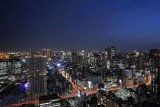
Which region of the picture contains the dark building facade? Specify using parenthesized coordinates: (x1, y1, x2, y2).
(72, 50, 77, 63)
(137, 53, 144, 70)
(149, 49, 160, 96)
(26, 55, 47, 100)
(106, 46, 116, 60)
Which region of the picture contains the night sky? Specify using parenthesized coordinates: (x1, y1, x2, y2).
(1, 0, 160, 51)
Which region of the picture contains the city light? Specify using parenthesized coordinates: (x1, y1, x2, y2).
(24, 83, 28, 88)
(1, 0, 159, 106)
(77, 90, 81, 97)
(56, 63, 61, 67)
(22, 59, 26, 63)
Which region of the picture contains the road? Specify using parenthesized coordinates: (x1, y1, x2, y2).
(60, 73, 151, 99)
(2, 73, 151, 107)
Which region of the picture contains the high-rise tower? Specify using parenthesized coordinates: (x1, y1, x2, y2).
(26, 55, 47, 100)
(106, 46, 116, 60)
(149, 49, 160, 96)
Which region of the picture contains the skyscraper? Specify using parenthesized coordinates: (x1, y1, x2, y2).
(26, 55, 47, 100)
(72, 49, 78, 63)
(106, 46, 116, 60)
(149, 49, 160, 96)
(137, 53, 143, 70)
(77, 51, 84, 64)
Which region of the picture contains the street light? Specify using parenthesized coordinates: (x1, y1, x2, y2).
(119, 79, 122, 87)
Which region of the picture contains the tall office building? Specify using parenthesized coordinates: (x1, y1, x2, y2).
(137, 53, 143, 70)
(149, 49, 160, 96)
(72, 49, 78, 63)
(26, 55, 47, 100)
(104, 49, 108, 59)
(77, 51, 85, 64)
(106, 46, 116, 60)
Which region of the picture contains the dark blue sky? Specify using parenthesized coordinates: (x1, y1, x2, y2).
(1, 0, 160, 51)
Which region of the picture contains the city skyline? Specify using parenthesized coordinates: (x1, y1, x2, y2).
(1, 0, 160, 51)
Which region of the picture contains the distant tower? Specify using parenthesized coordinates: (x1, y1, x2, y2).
(149, 49, 160, 96)
(72, 49, 78, 63)
(78, 51, 84, 64)
(87, 50, 92, 65)
(26, 55, 47, 100)
(137, 53, 143, 70)
(107, 46, 116, 60)
(104, 48, 108, 59)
